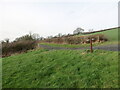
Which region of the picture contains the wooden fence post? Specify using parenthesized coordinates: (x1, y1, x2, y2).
(90, 37, 93, 53)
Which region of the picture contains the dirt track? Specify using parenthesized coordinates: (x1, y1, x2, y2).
(39, 44, 119, 51)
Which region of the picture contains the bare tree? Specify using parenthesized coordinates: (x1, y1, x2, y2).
(4, 38, 9, 43)
(32, 33, 40, 40)
(58, 33, 62, 37)
(88, 29, 93, 32)
(39, 37, 44, 40)
(29, 31, 32, 37)
(73, 27, 84, 35)
(47, 36, 53, 39)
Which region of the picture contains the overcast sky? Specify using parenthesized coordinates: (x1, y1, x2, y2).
(0, 0, 119, 41)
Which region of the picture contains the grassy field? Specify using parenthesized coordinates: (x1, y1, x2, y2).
(40, 28, 118, 48)
(40, 41, 118, 48)
(91, 28, 118, 41)
(2, 49, 119, 88)
(40, 42, 90, 48)
(77, 28, 118, 41)
(0, 58, 2, 90)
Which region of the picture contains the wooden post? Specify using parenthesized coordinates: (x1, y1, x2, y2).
(90, 37, 93, 53)
(98, 35, 100, 42)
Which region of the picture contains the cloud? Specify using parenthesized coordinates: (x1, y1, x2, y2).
(0, 1, 118, 41)
(0, 0, 119, 3)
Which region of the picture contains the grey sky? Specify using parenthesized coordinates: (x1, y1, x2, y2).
(0, 0, 119, 41)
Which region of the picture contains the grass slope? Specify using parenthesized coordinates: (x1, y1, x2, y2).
(92, 28, 118, 41)
(2, 49, 119, 88)
(40, 41, 118, 48)
(78, 28, 118, 41)
(40, 28, 118, 48)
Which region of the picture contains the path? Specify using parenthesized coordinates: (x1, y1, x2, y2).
(39, 44, 119, 51)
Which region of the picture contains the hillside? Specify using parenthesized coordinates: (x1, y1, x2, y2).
(2, 49, 119, 88)
(77, 28, 118, 41)
(40, 28, 118, 48)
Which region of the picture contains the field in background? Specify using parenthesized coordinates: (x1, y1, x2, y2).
(40, 28, 118, 48)
(76, 28, 118, 41)
(2, 49, 119, 88)
(40, 41, 118, 48)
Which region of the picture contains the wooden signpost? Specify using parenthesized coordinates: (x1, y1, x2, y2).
(89, 29, 93, 53)
(90, 37, 93, 53)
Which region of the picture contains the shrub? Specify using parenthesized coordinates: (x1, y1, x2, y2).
(2, 40, 37, 57)
(42, 34, 108, 44)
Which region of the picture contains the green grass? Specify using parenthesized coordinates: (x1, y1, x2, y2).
(76, 28, 118, 41)
(0, 58, 2, 90)
(40, 28, 118, 48)
(40, 41, 118, 48)
(2, 49, 119, 88)
(40, 43, 90, 48)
